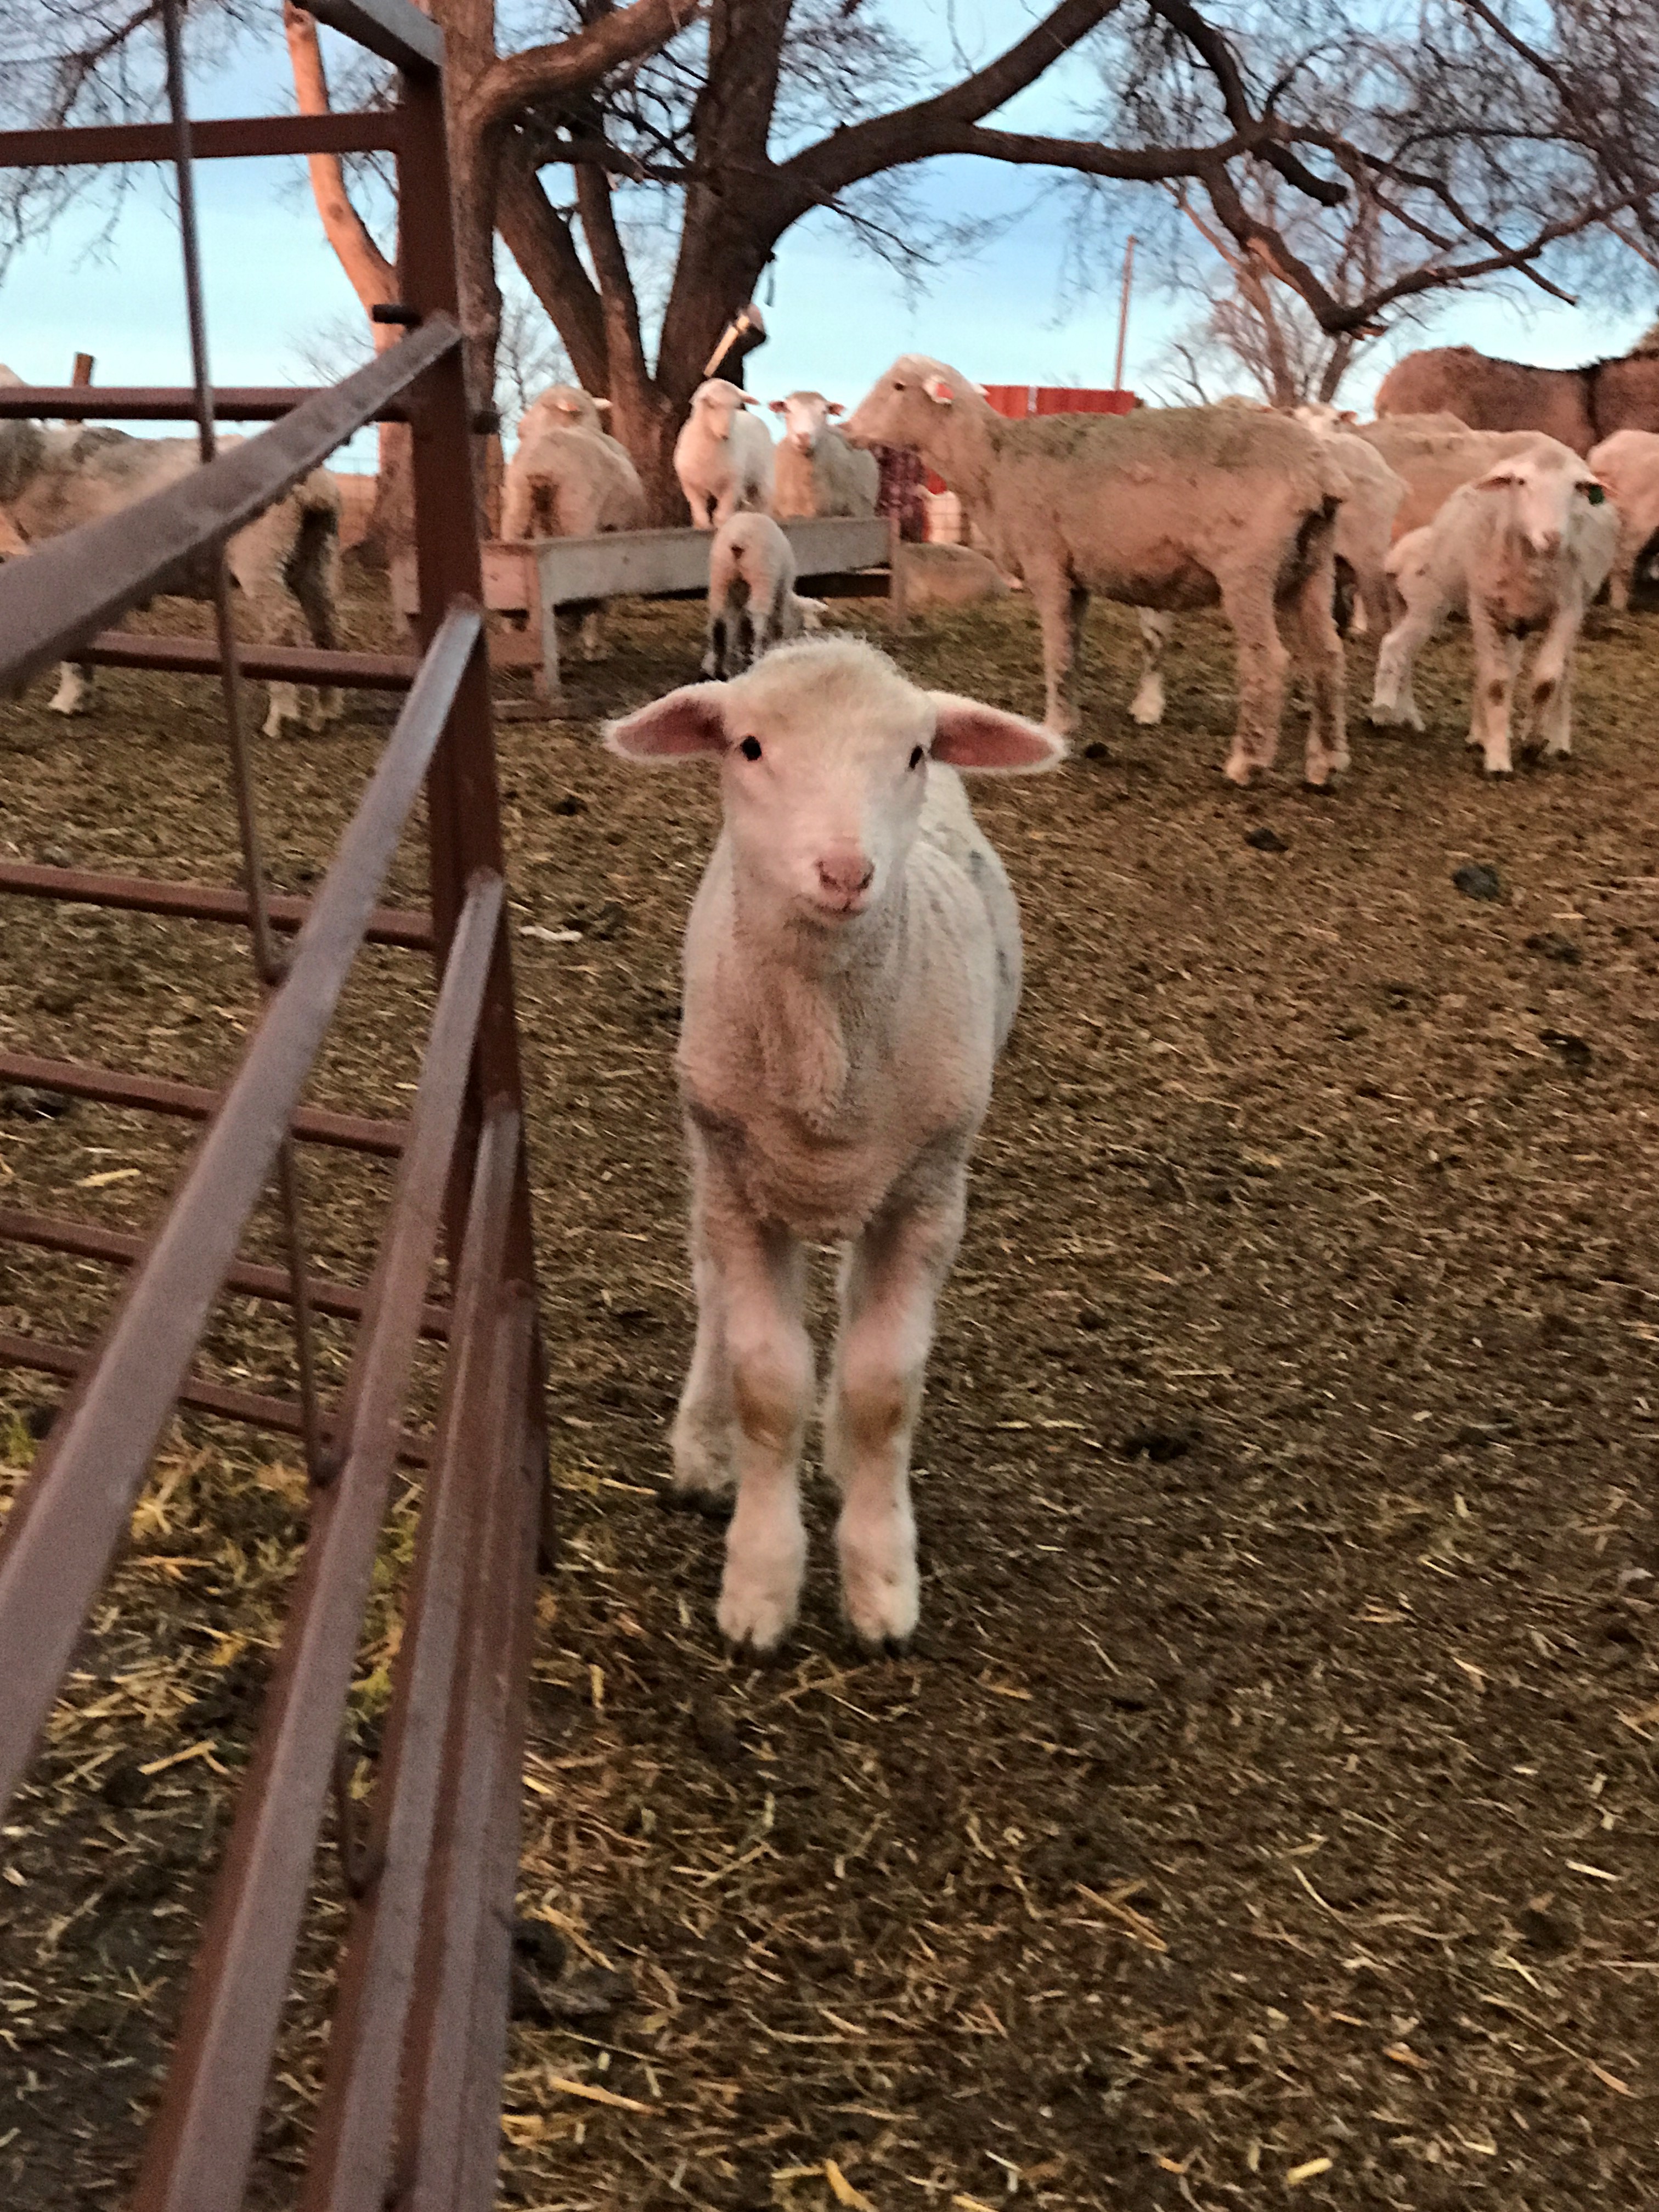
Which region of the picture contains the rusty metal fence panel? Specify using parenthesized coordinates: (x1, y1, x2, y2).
(0, 1, 548, 2203)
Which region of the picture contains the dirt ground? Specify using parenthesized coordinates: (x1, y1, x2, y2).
(2, 563, 1657, 2212)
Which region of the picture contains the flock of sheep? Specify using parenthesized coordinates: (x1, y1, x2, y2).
(6, 347, 1659, 1651)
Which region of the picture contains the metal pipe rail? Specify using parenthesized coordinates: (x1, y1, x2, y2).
(0, 0, 548, 2200)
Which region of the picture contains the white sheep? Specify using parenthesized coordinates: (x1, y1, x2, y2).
(605, 636, 1063, 1652)
(0, 416, 340, 738)
(501, 396, 647, 663)
(768, 391, 880, 519)
(1292, 407, 1408, 636)
(843, 358, 1348, 786)
(893, 542, 1010, 611)
(702, 511, 824, 678)
(1370, 438, 1617, 772)
(674, 379, 774, 528)
(1585, 428, 1659, 610)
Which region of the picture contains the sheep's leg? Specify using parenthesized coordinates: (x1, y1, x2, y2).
(291, 509, 343, 727)
(1031, 572, 1088, 735)
(1282, 555, 1348, 785)
(1370, 589, 1443, 732)
(1528, 600, 1584, 758)
(1131, 611, 1171, 726)
(48, 663, 91, 715)
(579, 608, 605, 662)
(1468, 603, 1520, 775)
(1214, 569, 1289, 783)
(825, 1180, 966, 1650)
(678, 1147, 811, 1651)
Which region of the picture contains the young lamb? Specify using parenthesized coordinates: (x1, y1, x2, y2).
(605, 637, 1063, 1652)
(1585, 428, 1659, 610)
(842, 357, 1348, 786)
(1370, 439, 1617, 772)
(0, 417, 340, 737)
(769, 391, 881, 519)
(702, 511, 823, 678)
(675, 379, 775, 528)
(516, 381, 616, 443)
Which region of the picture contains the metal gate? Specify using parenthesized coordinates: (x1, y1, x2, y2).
(0, 1, 548, 2202)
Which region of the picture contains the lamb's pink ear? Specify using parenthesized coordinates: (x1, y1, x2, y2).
(605, 683, 729, 761)
(769, 399, 787, 414)
(592, 397, 612, 413)
(826, 400, 845, 417)
(923, 375, 955, 407)
(928, 693, 1066, 773)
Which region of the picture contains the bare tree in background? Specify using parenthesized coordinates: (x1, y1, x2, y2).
(8, 2, 1659, 518)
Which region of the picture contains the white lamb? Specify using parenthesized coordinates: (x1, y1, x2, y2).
(1370, 439, 1617, 773)
(501, 391, 646, 663)
(769, 391, 880, 519)
(843, 358, 1348, 786)
(702, 511, 825, 678)
(605, 637, 1063, 1652)
(1585, 428, 1659, 611)
(674, 379, 774, 528)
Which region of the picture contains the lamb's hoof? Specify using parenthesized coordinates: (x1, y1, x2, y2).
(840, 1564, 919, 1652)
(1222, 754, 1259, 788)
(660, 1480, 732, 1523)
(716, 1574, 797, 1656)
(1482, 762, 1514, 780)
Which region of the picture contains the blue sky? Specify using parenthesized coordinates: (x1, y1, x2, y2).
(3, 4, 1654, 468)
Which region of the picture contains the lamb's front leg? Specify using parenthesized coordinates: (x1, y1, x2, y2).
(826, 1176, 966, 1650)
(1131, 611, 1172, 726)
(1031, 569, 1088, 735)
(1525, 596, 1584, 758)
(48, 662, 91, 715)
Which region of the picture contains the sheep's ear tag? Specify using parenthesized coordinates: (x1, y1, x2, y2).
(923, 376, 955, 407)
(1586, 483, 1606, 505)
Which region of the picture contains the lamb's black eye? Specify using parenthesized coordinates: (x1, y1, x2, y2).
(908, 745, 926, 770)
(738, 736, 763, 761)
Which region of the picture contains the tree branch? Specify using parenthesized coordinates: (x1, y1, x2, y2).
(496, 131, 610, 391)
(283, 2, 395, 336)
(467, 0, 702, 139)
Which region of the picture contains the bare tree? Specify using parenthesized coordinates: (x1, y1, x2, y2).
(9, 2, 1659, 522)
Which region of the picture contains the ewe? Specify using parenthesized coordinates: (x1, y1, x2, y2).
(606, 638, 1062, 1653)
(843, 357, 1348, 786)
(675, 379, 774, 527)
(0, 405, 339, 738)
(702, 511, 823, 678)
(1585, 428, 1659, 610)
(1370, 439, 1617, 773)
(1351, 415, 1558, 539)
(501, 383, 647, 663)
(769, 391, 880, 519)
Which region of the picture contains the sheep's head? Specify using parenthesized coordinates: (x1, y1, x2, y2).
(841, 357, 979, 453)
(606, 638, 1062, 927)
(769, 391, 842, 454)
(523, 382, 607, 437)
(1475, 449, 1609, 557)
(690, 378, 759, 443)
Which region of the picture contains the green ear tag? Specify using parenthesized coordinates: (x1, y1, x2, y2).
(1586, 484, 1606, 504)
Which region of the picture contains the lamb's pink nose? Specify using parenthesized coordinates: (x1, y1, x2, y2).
(816, 851, 874, 899)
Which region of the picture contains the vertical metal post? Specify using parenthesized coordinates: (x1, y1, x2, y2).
(71, 351, 94, 387)
(160, 0, 326, 1480)
(1113, 234, 1137, 393)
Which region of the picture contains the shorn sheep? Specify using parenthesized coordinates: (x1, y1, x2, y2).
(502, 382, 647, 662)
(1351, 415, 1556, 539)
(605, 637, 1063, 1652)
(702, 511, 822, 678)
(0, 404, 340, 738)
(769, 391, 880, 519)
(674, 379, 774, 527)
(1370, 438, 1617, 774)
(1585, 428, 1659, 610)
(843, 357, 1348, 786)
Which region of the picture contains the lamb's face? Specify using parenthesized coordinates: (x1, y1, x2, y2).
(841, 357, 958, 453)
(1476, 453, 1609, 557)
(771, 392, 839, 455)
(692, 379, 755, 445)
(606, 643, 1063, 928)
